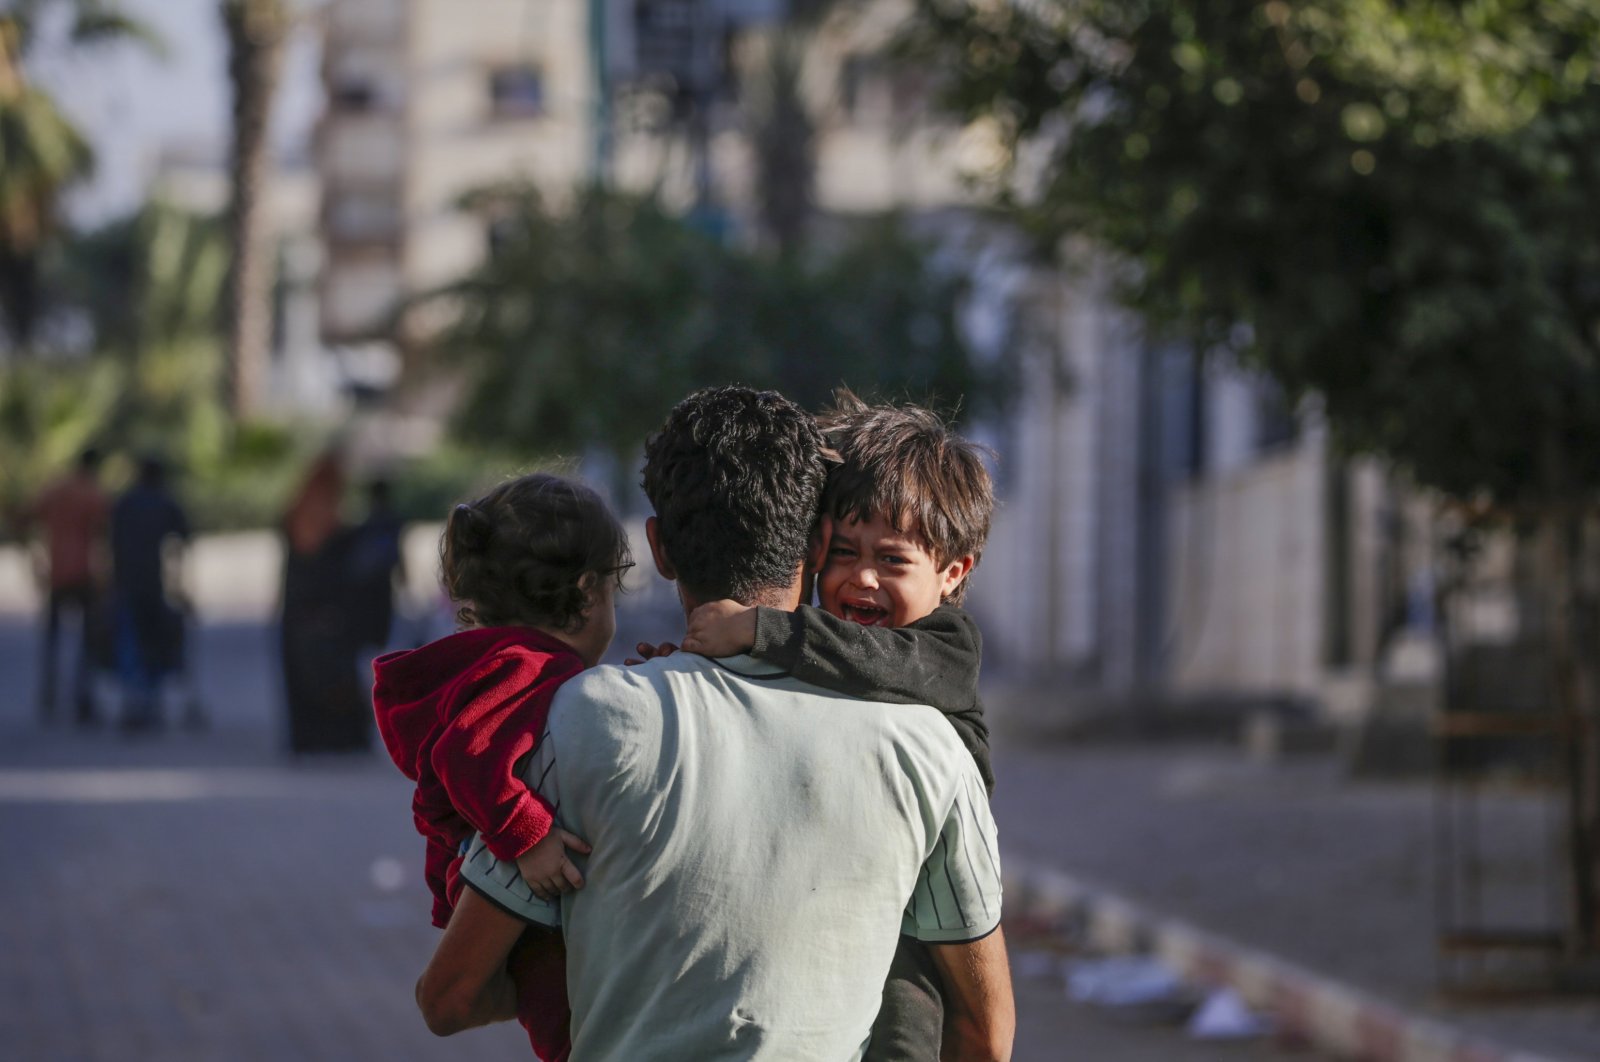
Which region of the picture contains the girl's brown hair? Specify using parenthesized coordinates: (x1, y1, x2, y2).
(441, 473, 631, 633)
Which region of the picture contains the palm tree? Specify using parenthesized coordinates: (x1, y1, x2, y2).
(743, 0, 845, 259)
(220, 0, 290, 419)
(0, 1, 160, 353)
(1, 197, 229, 522)
(749, 30, 814, 260)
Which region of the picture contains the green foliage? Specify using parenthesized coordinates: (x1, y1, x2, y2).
(0, 355, 116, 519)
(55, 201, 231, 470)
(2, 199, 303, 534)
(1, 0, 167, 55)
(61, 198, 230, 354)
(385, 443, 550, 525)
(0, 0, 164, 347)
(433, 185, 987, 460)
(0, 85, 92, 345)
(179, 420, 307, 532)
(904, 0, 1600, 507)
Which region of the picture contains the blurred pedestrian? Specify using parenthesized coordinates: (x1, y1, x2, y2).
(279, 451, 369, 754)
(346, 477, 405, 673)
(22, 447, 111, 725)
(109, 455, 191, 732)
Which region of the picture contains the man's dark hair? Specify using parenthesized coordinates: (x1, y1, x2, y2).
(818, 389, 995, 606)
(642, 386, 827, 603)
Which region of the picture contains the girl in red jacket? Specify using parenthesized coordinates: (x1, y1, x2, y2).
(372, 473, 632, 1061)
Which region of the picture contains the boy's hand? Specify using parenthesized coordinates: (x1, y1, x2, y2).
(624, 641, 679, 666)
(681, 600, 758, 658)
(516, 829, 592, 901)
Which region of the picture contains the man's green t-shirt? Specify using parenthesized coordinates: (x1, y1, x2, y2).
(461, 652, 1002, 1061)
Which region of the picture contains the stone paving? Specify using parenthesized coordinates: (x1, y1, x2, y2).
(986, 739, 1600, 1060)
(6, 539, 1591, 1059)
(2, 612, 1332, 1061)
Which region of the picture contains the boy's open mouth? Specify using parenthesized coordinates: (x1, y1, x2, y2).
(841, 602, 890, 626)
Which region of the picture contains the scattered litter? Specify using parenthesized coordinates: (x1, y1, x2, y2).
(1186, 987, 1271, 1040)
(1067, 956, 1183, 1006)
(369, 855, 406, 892)
(1013, 949, 1061, 982)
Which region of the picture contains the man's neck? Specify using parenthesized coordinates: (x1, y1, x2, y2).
(677, 577, 804, 620)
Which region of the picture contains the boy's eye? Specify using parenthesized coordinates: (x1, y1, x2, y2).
(828, 546, 855, 558)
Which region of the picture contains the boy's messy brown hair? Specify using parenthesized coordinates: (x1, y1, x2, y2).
(817, 389, 995, 606)
(442, 473, 631, 632)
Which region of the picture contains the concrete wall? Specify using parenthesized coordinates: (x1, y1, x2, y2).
(965, 260, 1151, 684)
(1166, 438, 1328, 701)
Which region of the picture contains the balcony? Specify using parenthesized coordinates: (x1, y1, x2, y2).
(327, 0, 407, 45)
(321, 118, 406, 183)
(324, 187, 405, 245)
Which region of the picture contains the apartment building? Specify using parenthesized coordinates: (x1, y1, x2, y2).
(315, 0, 1424, 723)
(319, 0, 602, 345)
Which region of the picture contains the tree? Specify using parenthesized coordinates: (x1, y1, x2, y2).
(1, 198, 231, 523)
(744, 0, 853, 258)
(748, 29, 816, 258)
(220, 0, 290, 418)
(0, 0, 161, 351)
(904, 0, 1600, 941)
(431, 184, 984, 470)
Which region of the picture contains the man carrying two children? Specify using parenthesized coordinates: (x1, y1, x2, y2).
(416, 386, 1013, 1060)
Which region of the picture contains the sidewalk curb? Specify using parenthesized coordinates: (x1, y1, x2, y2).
(1004, 861, 1567, 1062)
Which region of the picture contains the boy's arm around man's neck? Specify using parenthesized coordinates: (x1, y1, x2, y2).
(750, 603, 995, 794)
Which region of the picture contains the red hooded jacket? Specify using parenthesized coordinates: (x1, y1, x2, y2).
(372, 626, 584, 1061)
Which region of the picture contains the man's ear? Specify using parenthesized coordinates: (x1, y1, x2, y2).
(939, 554, 975, 600)
(645, 516, 677, 581)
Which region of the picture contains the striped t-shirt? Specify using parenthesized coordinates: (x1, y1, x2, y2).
(461, 652, 1002, 1061)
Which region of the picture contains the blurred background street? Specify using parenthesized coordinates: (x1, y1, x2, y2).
(0, 595, 1336, 1061)
(5, 0, 1600, 1058)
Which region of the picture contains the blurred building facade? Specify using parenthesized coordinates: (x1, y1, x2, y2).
(311, 0, 1438, 724)
(319, 0, 603, 344)
(972, 252, 1427, 724)
(317, 0, 787, 347)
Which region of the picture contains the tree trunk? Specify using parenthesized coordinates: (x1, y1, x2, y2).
(221, 0, 289, 419)
(1536, 429, 1600, 952)
(0, 20, 44, 353)
(752, 31, 815, 259)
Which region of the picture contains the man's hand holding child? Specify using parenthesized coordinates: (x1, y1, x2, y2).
(681, 600, 758, 658)
(517, 829, 592, 901)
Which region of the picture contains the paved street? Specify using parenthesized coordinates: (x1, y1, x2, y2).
(987, 738, 1600, 1061)
(0, 608, 1332, 1060)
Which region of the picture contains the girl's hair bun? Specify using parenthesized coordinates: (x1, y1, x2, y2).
(440, 473, 632, 633)
(450, 503, 494, 554)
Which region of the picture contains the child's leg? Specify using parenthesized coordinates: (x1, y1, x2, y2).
(509, 924, 571, 1062)
(864, 936, 944, 1062)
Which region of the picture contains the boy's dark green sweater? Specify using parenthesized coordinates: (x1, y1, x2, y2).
(749, 600, 994, 1062)
(749, 602, 994, 794)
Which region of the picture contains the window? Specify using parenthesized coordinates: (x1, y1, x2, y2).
(840, 55, 932, 126)
(328, 189, 401, 242)
(1255, 380, 1299, 453)
(489, 65, 545, 118)
(332, 79, 378, 110)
